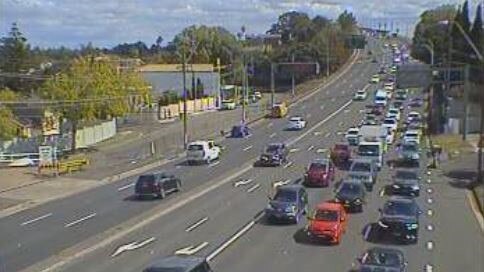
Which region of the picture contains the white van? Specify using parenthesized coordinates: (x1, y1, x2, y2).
(186, 141, 221, 165)
(374, 90, 388, 106)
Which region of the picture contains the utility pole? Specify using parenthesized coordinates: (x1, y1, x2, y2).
(182, 41, 188, 149)
(271, 62, 275, 108)
(291, 53, 295, 96)
(241, 53, 246, 123)
(326, 40, 330, 77)
(462, 64, 470, 140)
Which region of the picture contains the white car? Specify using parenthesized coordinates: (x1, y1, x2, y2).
(287, 116, 306, 130)
(186, 141, 221, 164)
(384, 82, 395, 91)
(345, 127, 360, 145)
(353, 89, 368, 100)
(386, 108, 401, 121)
(403, 130, 421, 145)
(382, 118, 398, 132)
(407, 111, 421, 123)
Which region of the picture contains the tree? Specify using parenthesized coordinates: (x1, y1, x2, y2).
(337, 10, 357, 34)
(267, 11, 313, 43)
(41, 57, 150, 151)
(0, 88, 21, 140)
(452, 1, 473, 63)
(411, 5, 457, 64)
(470, 4, 483, 67)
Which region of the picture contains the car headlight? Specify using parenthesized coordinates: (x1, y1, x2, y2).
(354, 198, 362, 204)
(411, 185, 420, 190)
(266, 204, 273, 210)
(285, 205, 297, 213)
(334, 198, 341, 203)
(393, 184, 400, 189)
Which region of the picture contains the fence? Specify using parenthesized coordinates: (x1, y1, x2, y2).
(75, 118, 117, 149)
(158, 97, 216, 120)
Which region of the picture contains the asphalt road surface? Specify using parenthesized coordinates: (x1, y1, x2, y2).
(1, 37, 481, 272)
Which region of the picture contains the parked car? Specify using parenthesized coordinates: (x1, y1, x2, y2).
(306, 202, 347, 244)
(135, 172, 181, 199)
(376, 197, 421, 244)
(258, 143, 289, 166)
(353, 247, 408, 272)
(304, 159, 335, 187)
(287, 116, 307, 130)
(186, 141, 221, 165)
(353, 89, 368, 100)
(330, 143, 352, 165)
(230, 124, 250, 138)
(345, 127, 360, 146)
(398, 142, 420, 167)
(265, 185, 308, 224)
(143, 256, 212, 272)
(389, 170, 421, 197)
(348, 158, 378, 191)
(334, 179, 366, 213)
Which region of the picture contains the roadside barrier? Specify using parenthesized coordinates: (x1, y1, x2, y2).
(37, 157, 90, 175)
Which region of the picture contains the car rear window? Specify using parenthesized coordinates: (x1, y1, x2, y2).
(188, 144, 203, 151)
(395, 171, 418, 180)
(266, 145, 280, 152)
(351, 162, 371, 172)
(138, 175, 156, 184)
(314, 209, 338, 221)
(310, 163, 327, 170)
(274, 190, 297, 202)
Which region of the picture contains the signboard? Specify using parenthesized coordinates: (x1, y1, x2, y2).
(39, 145, 53, 165)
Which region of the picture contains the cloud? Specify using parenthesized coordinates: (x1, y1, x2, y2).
(1, 0, 464, 48)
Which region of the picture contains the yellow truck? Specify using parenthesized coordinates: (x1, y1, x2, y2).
(271, 102, 288, 118)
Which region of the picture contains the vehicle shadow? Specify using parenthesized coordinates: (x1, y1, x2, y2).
(293, 228, 336, 247)
(362, 223, 413, 246)
(256, 215, 295, 227)
(444, 170, 478, 189)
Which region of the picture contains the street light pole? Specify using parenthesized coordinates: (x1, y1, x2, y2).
(182, 43, 188, 149)
(291, 53, 295, 96)
(271, 62, 275, 108)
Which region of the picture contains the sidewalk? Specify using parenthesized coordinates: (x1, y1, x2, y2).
(0, 50, 361, 217)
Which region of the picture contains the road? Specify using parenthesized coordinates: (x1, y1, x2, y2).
(1, 37, 481, 272)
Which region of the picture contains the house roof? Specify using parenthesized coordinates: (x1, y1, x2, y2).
(139, 64, 215, 72)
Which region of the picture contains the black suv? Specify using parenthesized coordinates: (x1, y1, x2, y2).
(143, 256, 212, 272)
(376, 197, 421, 244)
(389, 170, 421, 197)
(353, 247, 408, 272)
(258, 143, 289, 166)
(334, 179, 366, 213)
(135, 172, 181, 199)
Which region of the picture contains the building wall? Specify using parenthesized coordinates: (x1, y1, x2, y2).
(142, 71, 220, 97)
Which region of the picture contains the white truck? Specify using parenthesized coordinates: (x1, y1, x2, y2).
(374, 89, 388, 107)
(186, 140, 221, 165)
(357, 125, 387, 170)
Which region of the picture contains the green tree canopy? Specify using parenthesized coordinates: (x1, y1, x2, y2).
(0, 88, 21, 140)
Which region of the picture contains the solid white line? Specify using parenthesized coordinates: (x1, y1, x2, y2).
(117, 183, 135, 192)
(283, 162, 293, 168)
(185, 217, 209, 232)
(21, 213, 53, 226)
(246, 183, 261, 193)
(243, 145, 253, 151)
(206, 221, 255, 262)
(65, 213, 97, 228)
(363, 225, 372, 241)
(307, 145, 314, 151)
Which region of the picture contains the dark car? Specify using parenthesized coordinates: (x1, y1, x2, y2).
(354, 247, 408, 272)
(304, 159, 335, 187)
(376, 197, 421, 244)
(349, 159, 377, 191)
(398, 142, 420, 167)
(135, 172, 181, 199)
(334, 179, 366, 213)
(392, 101, 404, 111)
(258, 143, 289, 166)
(143, 256, 212, 272)
(408, 97, 423, 108)
(330, 143, 351, 165)
(265, 185, 308, 224)
(389, 170, 421, 197)
(230, 124, 250, 138)
(394, 90, 408, 101)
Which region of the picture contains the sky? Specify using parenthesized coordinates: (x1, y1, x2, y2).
(0, 0, 478, 49)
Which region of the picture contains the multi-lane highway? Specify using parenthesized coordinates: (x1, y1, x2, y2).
(1, 37, 481, 272)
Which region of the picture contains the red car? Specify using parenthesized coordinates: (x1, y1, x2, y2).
(304, 159, 335, 187)
(306, 202, 347, 244)
(330, 143, 351, 165)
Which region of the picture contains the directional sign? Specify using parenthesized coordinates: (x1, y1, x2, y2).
(39, 146, 53, 165)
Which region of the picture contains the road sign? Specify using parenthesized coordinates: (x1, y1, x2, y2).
(39, 146, 53, 165)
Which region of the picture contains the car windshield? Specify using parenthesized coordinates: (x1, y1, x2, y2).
(383, 200, 416, 216)
(395, 171, 418, 180)
(314, 209, 339, 222)
(351, 162, 371, 172)
(384, 119, 395, 124)
(357, 90, 365, 94)
(358, 145, 379, 156)
(348, 130, 359, 135)
(362, 251, 401, 267)
(375, 97, 385, 101)
(290, 117, 301, 122)
(402, 144, 417, 152)
(310, 162, 327, 170)
(274, 190, 297, 202)
(406, 132, 418, 138)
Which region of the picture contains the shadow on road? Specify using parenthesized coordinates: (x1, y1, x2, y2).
(292, 228, 337, 246)
(444, 170, 477, 189)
